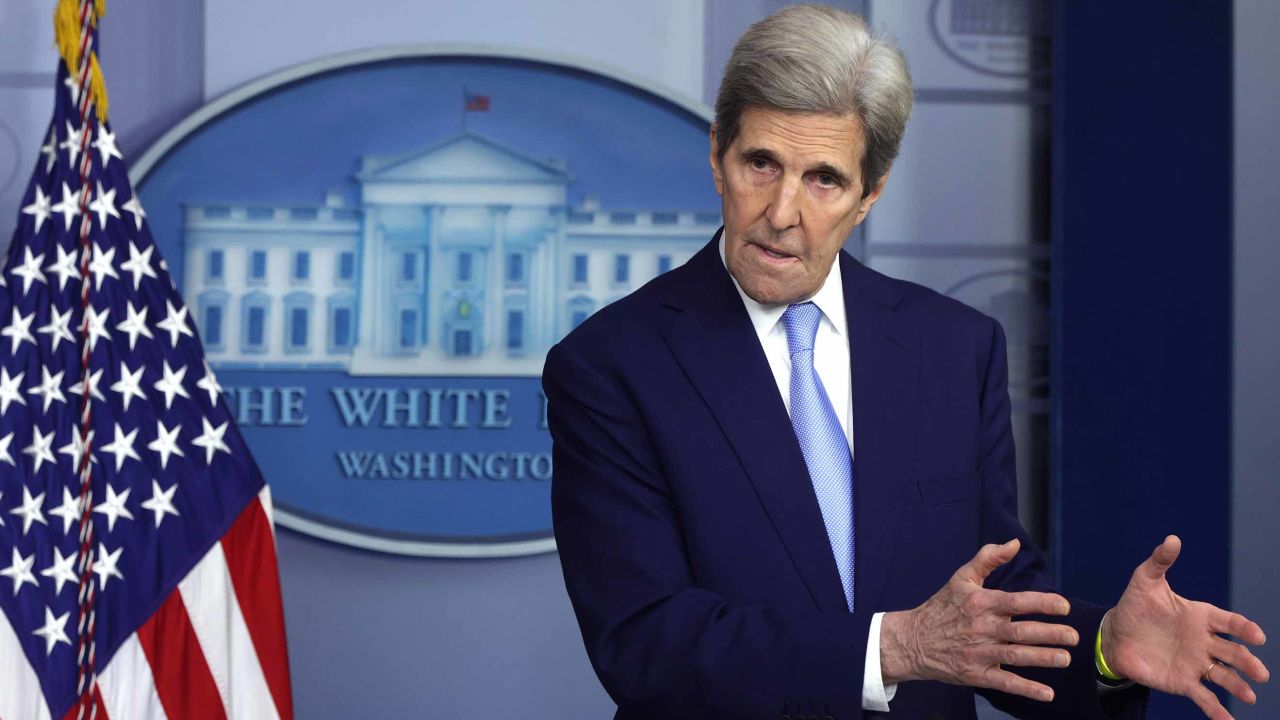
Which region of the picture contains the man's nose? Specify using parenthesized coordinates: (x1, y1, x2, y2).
(764, 174, 801, 230)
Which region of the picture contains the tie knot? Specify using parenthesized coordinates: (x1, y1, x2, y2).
(782, 301, 822, 355)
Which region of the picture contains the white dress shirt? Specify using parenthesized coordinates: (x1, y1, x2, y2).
(720, 238, 897, 712)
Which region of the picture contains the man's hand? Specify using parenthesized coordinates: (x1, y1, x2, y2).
(1101, 535, 1270, 720)
(880, 539, 1080, 702)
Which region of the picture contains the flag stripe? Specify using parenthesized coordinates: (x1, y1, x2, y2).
(178, 542, 280, 720)
(134, 591, 222, 720)
(97, 633, 167, 720)
(258, 486, 276, 539)
(0, 604, 53, 720)
(221, 497, 293, 720)
(57, 684, 106, 720)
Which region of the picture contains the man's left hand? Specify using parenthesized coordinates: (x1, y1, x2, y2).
(1102, 535, 1270, 720)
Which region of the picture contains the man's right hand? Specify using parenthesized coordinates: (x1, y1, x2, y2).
(879, 538, 1080, 702)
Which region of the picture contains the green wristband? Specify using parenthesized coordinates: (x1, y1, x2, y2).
(1095, 613, 1125, 681)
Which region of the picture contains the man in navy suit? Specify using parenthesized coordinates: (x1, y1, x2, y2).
(543, 6, 1268, 719)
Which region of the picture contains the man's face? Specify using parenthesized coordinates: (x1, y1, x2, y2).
(711, 106, 887, 306)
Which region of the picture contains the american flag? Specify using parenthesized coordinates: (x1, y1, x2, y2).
(0, 8, 292, 720)
(464, 91, 491, 112)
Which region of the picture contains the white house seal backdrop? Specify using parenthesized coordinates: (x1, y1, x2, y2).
(132, 48, 720, 557)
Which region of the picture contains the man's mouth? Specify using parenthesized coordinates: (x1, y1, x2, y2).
(752, 242, 796, 262)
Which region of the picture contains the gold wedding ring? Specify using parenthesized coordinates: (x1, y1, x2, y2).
(1204, 661, 1220, 681)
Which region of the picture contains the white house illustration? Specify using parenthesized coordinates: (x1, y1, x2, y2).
(182, 132, 720, 375)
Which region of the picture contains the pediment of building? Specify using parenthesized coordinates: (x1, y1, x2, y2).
(358, 133, 570, 185)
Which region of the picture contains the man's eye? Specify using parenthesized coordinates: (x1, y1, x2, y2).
(749, 157, 771, 171)
(815, 173, 839, 188)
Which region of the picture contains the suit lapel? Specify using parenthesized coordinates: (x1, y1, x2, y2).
(841, 252, 919, 614)
(660, 239, 850, 612)
(658, 240, 920, 615)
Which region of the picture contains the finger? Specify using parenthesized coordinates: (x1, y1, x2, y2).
(1212, 636, 1271, 683)
(1207, 663, 1258, 707)
(999, 620, 1080, 647)
(996, 644, 1072, 670)
(1211, 607, 1268, 646)
(977, 666, 1055, 703)
(991, 590, 1071, 617)
(1188, 682, 1233, 720)
(1136, 535, 1182, 582)
(956, 539, 1020, 584)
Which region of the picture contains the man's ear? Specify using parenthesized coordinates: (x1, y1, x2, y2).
(709, 125, 725, 196)
(853, 171, 890, 226)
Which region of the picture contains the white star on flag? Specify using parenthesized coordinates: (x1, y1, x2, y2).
(39, 126, 56, 172)
(22, 426, 57, 473)
(33, 607, 71, 656)
(9, 486, 48, 535)
(119, 240, 157, 288)
(48, 486, 83, 533)
(50, 181, 80, 232)
(63, 74, 80, 102)
(21, 185, 52, 233)
(156, 300, 194, 347)
(38, 305, 75, 351)
(0, 368, 26, 414)
(58, 120, 82, 167)
(27, 366, 67, 412)
(89, 180, 120, 229)
(93, 544, 125, 589)
(85, 304, 112, 351)
(0, 548, 38, 595)
(2, 308, 36, 352)
(89, 240, 120, 289)
(141, 480, 180, 528)
(44, 243, 80, 291)
(193, 417, 232, 463)
(110, 361, 147, 411)
(0, 432, 14, 465)
(95, 484, 135, 532)
(197, 359, 223, 405)
(121, 194, 147, 230)
(10, 247, 46, 295)
(41, 547, 79, 595)
(116, 301, 154, 350)
(154, 361, 191, 409)
(100, 422, 141, 471)
(147, 420, 185, 469)
(93, 125, 124, 167)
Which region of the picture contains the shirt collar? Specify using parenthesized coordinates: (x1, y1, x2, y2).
(718, 234, 847, 342)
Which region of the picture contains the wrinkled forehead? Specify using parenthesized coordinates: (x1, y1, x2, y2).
(734, 106, 866, 173)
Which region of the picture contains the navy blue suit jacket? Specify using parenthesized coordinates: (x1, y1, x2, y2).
(544, 236, 1147, 719)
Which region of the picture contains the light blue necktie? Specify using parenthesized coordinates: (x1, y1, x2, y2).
(782, 302, 855, 611)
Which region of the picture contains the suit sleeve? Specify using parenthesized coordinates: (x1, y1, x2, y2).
(545, 340, 874, 720)
(973, 317, 1150, 719)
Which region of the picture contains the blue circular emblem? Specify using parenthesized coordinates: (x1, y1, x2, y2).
(928, 0, 1051, 79)
(132, 47, 718, 556)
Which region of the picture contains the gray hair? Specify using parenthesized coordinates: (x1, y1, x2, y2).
(714, 4, 914, 197)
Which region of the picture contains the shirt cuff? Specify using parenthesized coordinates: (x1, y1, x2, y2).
(862, 611, 899, 711)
